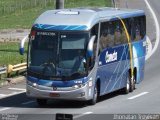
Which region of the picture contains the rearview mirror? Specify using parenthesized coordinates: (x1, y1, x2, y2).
(19, 35, 28, 55)
(86, 35, 96, 57)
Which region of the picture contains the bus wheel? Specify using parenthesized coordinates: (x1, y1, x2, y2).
(124, 75, 130, 94)
(130, 76, 135, 92)
(36, 99, 47, 106)
(89, 84, 98, 105)
(124, 75, 135, 94)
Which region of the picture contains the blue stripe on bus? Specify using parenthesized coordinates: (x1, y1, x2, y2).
(33, 24, 88, 31)
(27, 76, 88, 87)
(98, 37, 146, 94)
(99, 38, 146, 66)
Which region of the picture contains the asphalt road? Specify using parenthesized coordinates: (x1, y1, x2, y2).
(0, 0, 160, 120)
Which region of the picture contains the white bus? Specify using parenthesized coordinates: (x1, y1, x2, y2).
(20, 7, 146, 106)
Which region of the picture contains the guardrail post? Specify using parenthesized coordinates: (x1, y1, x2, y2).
(7, 64, 13, 78)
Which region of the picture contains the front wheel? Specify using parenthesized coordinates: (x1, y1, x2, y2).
(89, 84, 98, 105)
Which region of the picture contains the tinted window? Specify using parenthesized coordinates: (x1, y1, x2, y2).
(99, 15, 146, 50)
(114, 20, 123, 45)
(130, 16, 146, 41)
(100, 21, 114, 49)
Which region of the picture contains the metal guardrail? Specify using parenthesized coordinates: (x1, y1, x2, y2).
(7, 63, 27, 74)
(0, 63, 27, 78)
(0, 67, 6, 74)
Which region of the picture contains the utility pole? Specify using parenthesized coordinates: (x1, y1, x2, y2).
(56, 0, 64, 9)
(112, 0, 115, 8)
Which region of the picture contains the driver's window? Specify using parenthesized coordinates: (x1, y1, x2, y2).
(88, 24, 99, 68)
(91, 24, 98, 57)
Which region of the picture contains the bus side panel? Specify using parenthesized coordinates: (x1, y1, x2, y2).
(132, 38, 146, 83)
(97, 45, 130, 96)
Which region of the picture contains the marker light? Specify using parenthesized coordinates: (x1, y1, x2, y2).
(88, 80, 93, 87)
(72, 84, 84, 89)
(27, 81, 37, 88)
(88, 78, 93, 87)
(33, 83, 37, 87)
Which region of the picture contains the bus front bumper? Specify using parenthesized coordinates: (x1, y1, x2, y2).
(26, 84, 92, 101)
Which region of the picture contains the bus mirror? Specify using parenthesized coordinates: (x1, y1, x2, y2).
(82, 58, 87, 68)
(87, 35, 96, 57)
(19, 35, 28, 55)
(19, 48, 24, 55)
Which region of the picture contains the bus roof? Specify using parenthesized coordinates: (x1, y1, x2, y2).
(33, 7, 145, 31)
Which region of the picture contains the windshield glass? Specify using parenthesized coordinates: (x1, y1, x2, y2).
(28, 30, 89, 80)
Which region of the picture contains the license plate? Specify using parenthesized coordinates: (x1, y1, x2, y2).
(49, 93, 60, 97)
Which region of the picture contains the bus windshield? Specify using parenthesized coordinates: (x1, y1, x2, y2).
(28, 31, 89, 80)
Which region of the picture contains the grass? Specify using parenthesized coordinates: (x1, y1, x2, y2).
(0, 42, 27, 66)
(0, 7, 48, 29)
(0, 0, 111, 29)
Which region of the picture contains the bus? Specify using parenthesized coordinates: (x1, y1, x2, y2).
(20, 7, 146, 106)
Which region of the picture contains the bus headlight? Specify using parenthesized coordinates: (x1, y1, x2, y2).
(88, 80, 93, 87)
(33, 83, 37, 87)
(72, 84, 84, 89)
(27, 81, 37, 88)
(88, 78, 93, 87)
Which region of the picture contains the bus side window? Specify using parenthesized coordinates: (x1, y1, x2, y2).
(134, 18, 141, 41)
(91, 24, 98, 57)
(107, 22, 115, 47)
(130, 16, 146, 42)
(121, 18, 129, 44)
(114, 20, 122, 45)
(88, 24, 99, 69)
(100, 22, 109, 50)
(140, 16, 146, 39)
(100, 22, 114, 49)
(129, 18, 134, 41)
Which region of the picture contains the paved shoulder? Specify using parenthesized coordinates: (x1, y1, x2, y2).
(0, 80, 26, 99)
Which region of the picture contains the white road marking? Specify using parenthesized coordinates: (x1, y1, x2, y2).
(145, 0, 160, 60)
(0, 107, 11, 112)
(8, 91, 26, 96)
(73, 112, 93, 119)
(128, 92, 149, 100)
(8, 88, 26, 91)
(0, 91, 26, 99)
(22, 101, 35, 105)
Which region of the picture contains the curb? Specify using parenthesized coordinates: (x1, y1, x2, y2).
(0, 76, 25, 88)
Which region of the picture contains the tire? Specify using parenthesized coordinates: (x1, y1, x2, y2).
(129, 76, 135, 92)
(123, 74, 135, 94)
(123, 75, 130, 94)
(36, 99, 47, 106)
(89, 84, 98, 105)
